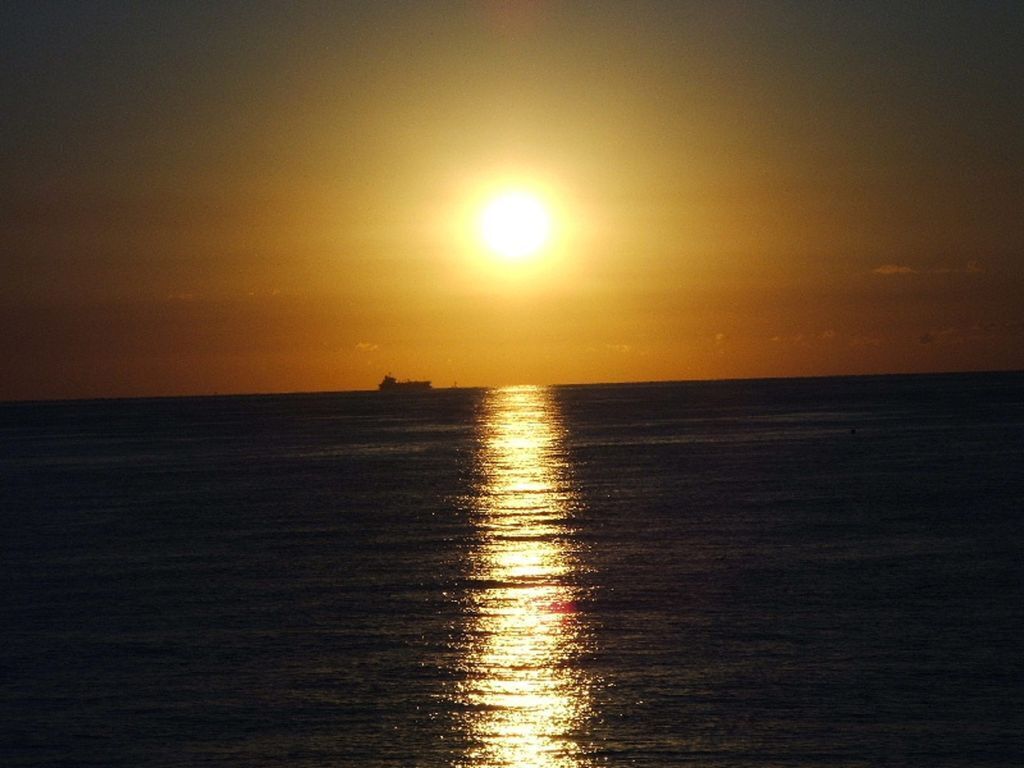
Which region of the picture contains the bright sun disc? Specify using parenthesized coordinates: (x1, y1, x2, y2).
(480, 192, 552, 260)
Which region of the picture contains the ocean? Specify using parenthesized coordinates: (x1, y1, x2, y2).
(2, 373, 1023, 767)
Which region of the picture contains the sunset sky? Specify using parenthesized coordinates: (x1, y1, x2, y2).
(3, 1, 1022, 400)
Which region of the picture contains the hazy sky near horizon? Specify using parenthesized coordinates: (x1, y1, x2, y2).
(2, 1, 1022, 399)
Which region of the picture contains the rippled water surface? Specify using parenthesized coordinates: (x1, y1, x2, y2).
(3, 373, 1023, 766)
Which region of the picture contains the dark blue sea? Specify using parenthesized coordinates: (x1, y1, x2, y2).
(3, 373, 1023, 767)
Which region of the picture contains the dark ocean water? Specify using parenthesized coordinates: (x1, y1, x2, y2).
(2, 373, 1023, 767)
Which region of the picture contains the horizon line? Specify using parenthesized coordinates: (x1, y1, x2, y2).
(3, 367, 1021, 407)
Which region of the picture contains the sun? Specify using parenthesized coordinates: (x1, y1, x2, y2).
(479, 191, 552, 260)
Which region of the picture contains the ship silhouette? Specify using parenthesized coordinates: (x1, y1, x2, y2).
(378, 374, 432, 392)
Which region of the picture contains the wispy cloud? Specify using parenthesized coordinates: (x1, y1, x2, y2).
(872, 264, 917, 275)
(873, 260, 985, 276)
(354, 341, 379, 352)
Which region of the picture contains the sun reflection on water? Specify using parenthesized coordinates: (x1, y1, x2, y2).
(457, 386, 592, 767)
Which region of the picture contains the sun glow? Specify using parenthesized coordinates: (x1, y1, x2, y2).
(480, 191, 552, 260)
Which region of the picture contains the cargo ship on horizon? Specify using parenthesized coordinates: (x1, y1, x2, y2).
(378, 374, 432, 392)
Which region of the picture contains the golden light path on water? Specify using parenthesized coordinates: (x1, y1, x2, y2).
(456, 386, 593, 768)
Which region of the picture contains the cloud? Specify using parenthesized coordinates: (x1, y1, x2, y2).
(354, 341, 379, 352)
(872, 264, 917, 275)
(873, 260, 985, 276)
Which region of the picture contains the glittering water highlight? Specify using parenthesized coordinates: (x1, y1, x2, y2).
(455, 386, 593, 767)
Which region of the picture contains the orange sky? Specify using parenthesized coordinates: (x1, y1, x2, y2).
(2, 1, 1022, 400)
